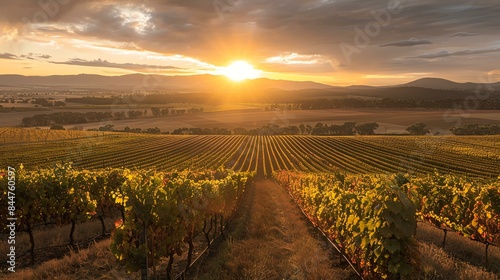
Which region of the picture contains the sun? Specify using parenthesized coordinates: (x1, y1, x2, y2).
(222, 60, 261, 81)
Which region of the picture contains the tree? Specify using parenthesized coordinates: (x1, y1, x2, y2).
(305, 124, 312, 135)
(312, 123, 327, 135)
(127, 110, 143, 119)
(299, 124, 306, 134)
(99, 124, 115, 132)
(114, 111, 126, 120)
(146, 127, 161, 134)
(233, 127, 248, 135)
(341, 121, 357, 135)
(406, 122, 430, 135)
(50, 124, 65, 130)
(151, 107, 161, 117)
(356, 122, 379, 135)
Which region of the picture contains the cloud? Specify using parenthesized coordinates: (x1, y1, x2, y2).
(412, 47, 500, 59)
(380, 38, 433, 47)
(1, 0, 500, 83)
(26, 53, 52, 59)
(50, 58, 183, 71)
(451, 32, 481, 37)
(20, 55, 35, 60)
(262, 52, 334, 73)
(0, 53, 18, 60)
(0, 52, 51, 61)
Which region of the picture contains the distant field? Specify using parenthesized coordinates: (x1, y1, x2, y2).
(61, 102, 259, 112)
(58, 108, 500, 134)
(1, 128, 498, 178)
(2, 106, 500, 134)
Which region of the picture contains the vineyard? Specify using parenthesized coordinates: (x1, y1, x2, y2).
(1, 128, 500, 279)
(1, 128, 499, 177)
(0, 164, 252, 279)
(274, 171, 500, 279)
(0, 127, 111, 145)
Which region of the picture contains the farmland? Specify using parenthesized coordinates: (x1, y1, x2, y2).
(1, 128, 499, 177)
(1, 128, 500, 279)
(2, 107, 500, 134)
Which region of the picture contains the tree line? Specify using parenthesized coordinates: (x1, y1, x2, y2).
(450, 124, 500, 135)
(21, 111, 145, 127)
(289, 98, 500, 110)
(52, 122, 434, 135)
(50, 120, 500, 136)
(20, 107, 202, 127)
(65, 94, 212, 105)
(66, 95, 500, 110)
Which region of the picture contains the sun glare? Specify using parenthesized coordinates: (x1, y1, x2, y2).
(222, 61, 261, 81)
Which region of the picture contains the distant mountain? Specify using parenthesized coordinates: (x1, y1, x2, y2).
(401, 77, 500, 91)
(346, 85, 379, 90)
(0, 74, 333, 91)
(1, 74, 499, 100)
(291, 87, 485, 100)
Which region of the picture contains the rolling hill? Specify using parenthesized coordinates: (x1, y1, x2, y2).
(0, 74, 499, 100)
(401, 77, 500, 91)
(0, 74, 334, 91)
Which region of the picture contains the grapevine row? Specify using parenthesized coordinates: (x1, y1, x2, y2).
(1, 130, 499, 178)
(397, 173, 500, 248)
(273, 171, 500, 278)
(0, 164, 253, 279)
(273, 171, 419, 279)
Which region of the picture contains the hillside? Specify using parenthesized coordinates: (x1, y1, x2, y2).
(1, 74, 499, 100)
(401, 77, 500, 91)
(0, 74, 333, 91)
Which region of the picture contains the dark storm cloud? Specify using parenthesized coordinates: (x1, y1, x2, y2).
(50, 58, 183, 71)
(413, 47, 500, 59)
(380, 38, 433, 47)
(0, 53, 19, 60)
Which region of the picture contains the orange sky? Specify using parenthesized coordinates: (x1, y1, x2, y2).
(0, 1, 499, 86)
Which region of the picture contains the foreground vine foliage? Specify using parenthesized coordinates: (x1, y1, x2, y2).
(273, 171, 500, 279)
(274, 171, 419, 279)
(0, 164, 252, 278)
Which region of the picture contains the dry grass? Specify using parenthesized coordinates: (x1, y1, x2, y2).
(416, 221, 500, 275)
(192, 180, 353, 280)
(418, 242, 499, 280)
(1, 239, 137, 280)
(1, 218, 116, 267)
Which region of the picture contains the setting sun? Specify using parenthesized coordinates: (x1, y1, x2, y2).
(222, 61, 261, 81)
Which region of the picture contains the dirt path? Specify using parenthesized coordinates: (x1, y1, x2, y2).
(191, 180, 354, 280)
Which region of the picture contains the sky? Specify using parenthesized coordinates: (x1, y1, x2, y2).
(0, 0, 499, 86)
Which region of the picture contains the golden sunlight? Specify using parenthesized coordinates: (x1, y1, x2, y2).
(222, 61, 261, 81)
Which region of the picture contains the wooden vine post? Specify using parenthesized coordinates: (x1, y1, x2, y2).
(141, 224, 149, 280)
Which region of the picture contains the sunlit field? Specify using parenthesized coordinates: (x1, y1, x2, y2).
(2, 0, 500, 279)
